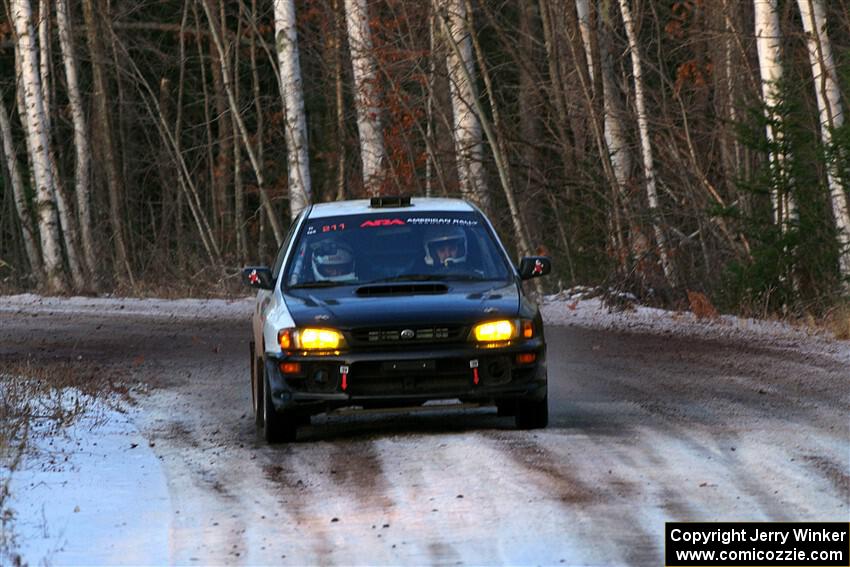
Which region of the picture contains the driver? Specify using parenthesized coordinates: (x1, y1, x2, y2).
(312, 239, 356, 282)
(423, 225, 467, 269)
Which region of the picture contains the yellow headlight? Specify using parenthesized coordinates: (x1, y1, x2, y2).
(473, 320, 516, 342)
(297, 328, 343, 350)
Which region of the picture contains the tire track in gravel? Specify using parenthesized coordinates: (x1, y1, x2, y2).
(501, 437, 599, 505)
(489, 432, 658, 565)
(326, 439, 395, 512)
(364, 431, 516, 564)
(262, 437, 399, 563)
(802, 455, 850, 502)
(262, 456, 336, 563)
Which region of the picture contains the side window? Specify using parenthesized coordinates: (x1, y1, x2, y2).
(272, 211, 305, 280)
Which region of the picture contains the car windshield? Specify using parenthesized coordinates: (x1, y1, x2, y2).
(285, 211, 512, 288)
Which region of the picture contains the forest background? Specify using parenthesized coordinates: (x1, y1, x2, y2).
(1, 0, 849, 321)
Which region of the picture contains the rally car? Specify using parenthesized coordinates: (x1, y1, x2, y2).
(242, 196, 551, 442)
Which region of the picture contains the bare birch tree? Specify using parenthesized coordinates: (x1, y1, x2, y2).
(56, 0, 96, 278)
(37, 0, 51, 115)
(0, 92, 41, 276)
(273, 0, 312, 218)
(344, 0, 387, 194)
(37, 0, 86, 290)
(595, 3, 633, 192)
(618, 0, 677, 287)
(796, 0, 850, 286)
(574, 0, 595, 82)
(576, 0, 634, 241)
(754, 0, 796, 229)
(437, 0, 490, 211)
(11, 0, 65, 292)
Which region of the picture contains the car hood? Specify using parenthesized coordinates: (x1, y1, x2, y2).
(283, 280, 520, 329)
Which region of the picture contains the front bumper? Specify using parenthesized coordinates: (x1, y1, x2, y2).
(264, 339, 547, 415)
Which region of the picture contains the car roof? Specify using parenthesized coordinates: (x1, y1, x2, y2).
(307, 198, 476, 219)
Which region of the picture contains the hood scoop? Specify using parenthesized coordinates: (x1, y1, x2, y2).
(356, 283, 449, 296)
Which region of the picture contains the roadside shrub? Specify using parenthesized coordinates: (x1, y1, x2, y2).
(827, 303, 850, 340)
(687, 290, 719, 320)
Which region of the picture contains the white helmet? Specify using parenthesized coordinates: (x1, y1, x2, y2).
(312, 240, 356, 282)
(424, 226, 467, 267)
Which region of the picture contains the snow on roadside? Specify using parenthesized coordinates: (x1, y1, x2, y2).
(0, 293, 253, 320)
(3, 390, 170, 565)
(541, 290, 850, 364)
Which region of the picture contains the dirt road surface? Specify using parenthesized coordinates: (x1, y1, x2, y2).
(1, 298, 847, 565)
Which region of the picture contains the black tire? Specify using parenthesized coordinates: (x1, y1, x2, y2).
(262, 365, 298, 443)
(250, 342, 263, 428)
(496, 400, 517, 417)
(515, 395, 548, 430)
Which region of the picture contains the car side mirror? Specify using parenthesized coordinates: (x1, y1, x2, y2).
(242, 266, 275, 290)
(518, 257, 551, 280)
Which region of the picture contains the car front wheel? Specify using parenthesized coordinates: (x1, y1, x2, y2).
(250, 342, 263, 428)
(515, 394, 548, 430)
(262, 363, 298, 443)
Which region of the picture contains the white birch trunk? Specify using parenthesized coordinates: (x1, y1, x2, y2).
(618, 0, 677, 287)
(0, 93, 42, 275)
(12, 0, 65, 292)
(596, 2, 633, 191)
(56, 0, 96, 278)
(440, 0, 490, 211)
(575, 0, 632, 185)
(344, 0, 386, 194)
(574, 0, 594, 82)
(273, 0, 312, 219)
(754, 0, 796, 228)
(796, 0, 850, 285)
(36, 0, 85, 289)
(38, 0, 52, 114)
(720, 0, 742, 178)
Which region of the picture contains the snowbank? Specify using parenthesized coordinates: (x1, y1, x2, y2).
(541, 290, 850, 364)
(0, 293, 253, 320)
(3, 391, 170, 565)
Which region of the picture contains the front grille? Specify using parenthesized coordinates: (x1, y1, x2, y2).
(349, 325, 467, 347)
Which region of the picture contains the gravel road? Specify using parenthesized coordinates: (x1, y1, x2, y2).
(1, 300, 847, 565)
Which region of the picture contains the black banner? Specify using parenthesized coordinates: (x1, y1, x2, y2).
(666, 522, 849, 566)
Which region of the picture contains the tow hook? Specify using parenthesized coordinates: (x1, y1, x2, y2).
(470, 359, 479, 385)
(339, 365, 349, 391)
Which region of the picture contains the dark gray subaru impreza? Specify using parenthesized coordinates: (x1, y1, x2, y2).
(243, 196, 551, 442)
